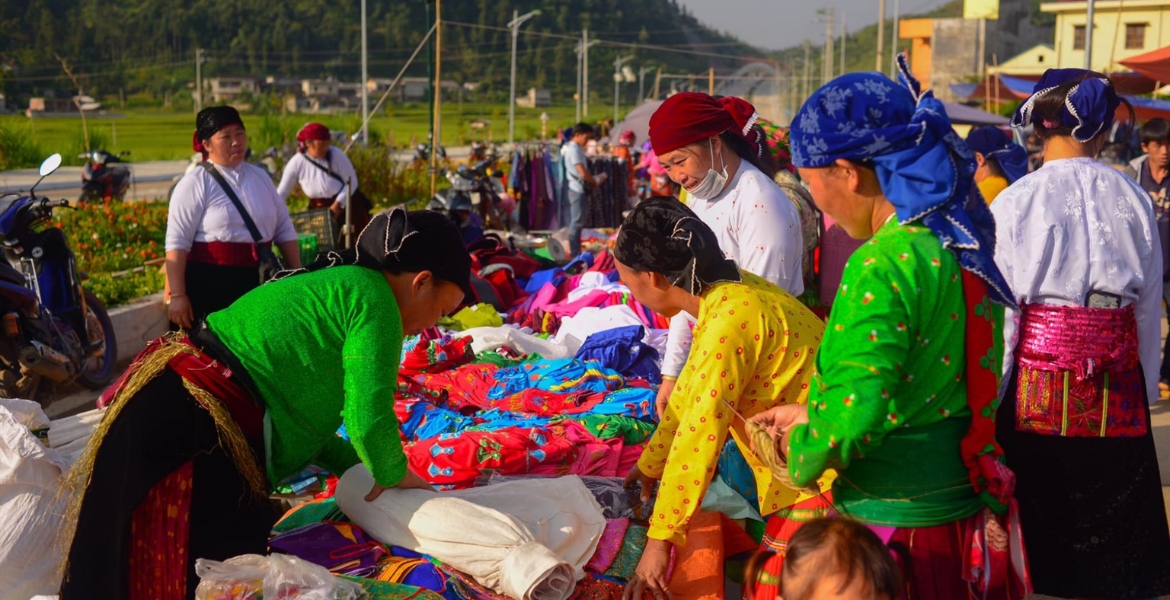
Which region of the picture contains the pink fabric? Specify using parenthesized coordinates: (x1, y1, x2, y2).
(586, 518, 631, 574)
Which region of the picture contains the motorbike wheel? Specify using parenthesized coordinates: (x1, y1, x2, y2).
(78, 188, 102, 204)
(77, 289, 118, 390)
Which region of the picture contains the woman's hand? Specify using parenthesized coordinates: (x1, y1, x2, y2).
(623, 463, 659, 505)
(749, 404, 809, 454)
(168, 295, 194, 330)
(330, 200, 345, 218)
(365, 469, 433, 501)
(654, 378, 676, 422)
(623, 539, 673, 600)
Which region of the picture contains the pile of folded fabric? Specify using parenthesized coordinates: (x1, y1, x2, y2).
(258, 247, 759, 600)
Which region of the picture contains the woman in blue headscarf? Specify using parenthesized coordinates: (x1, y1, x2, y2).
(965, 126, 1029, 204)
(991, 69, 1170, 598)
(747, 57, 1029, 599)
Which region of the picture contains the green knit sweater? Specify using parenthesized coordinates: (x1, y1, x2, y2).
(207, 265, 407, 488)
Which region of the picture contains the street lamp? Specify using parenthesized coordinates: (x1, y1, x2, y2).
(613, 56, 634, 128)
(508, 9, 540, 145)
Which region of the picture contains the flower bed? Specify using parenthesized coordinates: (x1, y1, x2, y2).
(56, 200, 168, 307)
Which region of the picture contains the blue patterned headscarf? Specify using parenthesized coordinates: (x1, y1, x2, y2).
(1010, 69, 1120, 143)
(789, 54, 1014, 308)
(965, 126, 1030, 184)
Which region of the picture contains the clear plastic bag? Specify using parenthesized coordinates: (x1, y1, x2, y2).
(194, 553, 365, 600)
(483, 473, 656, 521)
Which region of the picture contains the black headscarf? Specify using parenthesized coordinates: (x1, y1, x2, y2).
(275, 208, 472, 299)
(613, 197, 740, 295)
(193, 106, 245, 152)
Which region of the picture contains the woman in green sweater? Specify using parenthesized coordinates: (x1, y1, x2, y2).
(748, 62, 1027, 597)
(60, 208, 469, 600)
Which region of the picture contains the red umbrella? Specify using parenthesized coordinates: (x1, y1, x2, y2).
(1119, 45, 1170, 85)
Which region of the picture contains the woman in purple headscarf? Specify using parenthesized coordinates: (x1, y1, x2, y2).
(991, 69, 1170, 598)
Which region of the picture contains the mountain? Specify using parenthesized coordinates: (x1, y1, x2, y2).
(0, 0, 768, 107)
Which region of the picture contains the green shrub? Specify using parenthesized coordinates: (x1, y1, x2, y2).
(0, 122, 45, 170)
(56, 200, 168, 306)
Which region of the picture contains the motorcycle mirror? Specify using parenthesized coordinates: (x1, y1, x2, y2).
(30, 153, 63, 198)
(39, 154, 62, 177)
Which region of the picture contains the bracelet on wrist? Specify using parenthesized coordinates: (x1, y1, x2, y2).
(661, 375, 678, 382)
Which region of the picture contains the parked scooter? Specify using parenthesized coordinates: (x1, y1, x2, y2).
(78, 149, 131, 203)
(426, 158, 511, 243)
(0, 154, 118, 404)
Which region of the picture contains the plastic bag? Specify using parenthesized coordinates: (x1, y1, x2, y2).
(484, 473, 655, 521)
(194, 553, 365, 600)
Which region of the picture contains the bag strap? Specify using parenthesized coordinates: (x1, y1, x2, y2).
(201, 162, 263, 243)
(299, 148, 343, 185)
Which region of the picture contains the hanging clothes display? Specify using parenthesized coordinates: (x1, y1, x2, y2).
(512, 147, 562, 232)
(582, 157, 629, 229)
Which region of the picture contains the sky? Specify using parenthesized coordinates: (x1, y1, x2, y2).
(676, 0, 955, 51)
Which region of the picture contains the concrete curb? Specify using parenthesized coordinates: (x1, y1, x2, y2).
(106, 292, 168, 363)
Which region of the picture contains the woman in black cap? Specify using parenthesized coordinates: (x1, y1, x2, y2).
(166, 106, 302, 330)
(60, 208, 471, 599)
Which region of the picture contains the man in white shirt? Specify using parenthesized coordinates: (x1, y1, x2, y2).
(561, 123, 607, 258)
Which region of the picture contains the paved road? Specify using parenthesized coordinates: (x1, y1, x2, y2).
(0, 160, 189, 196)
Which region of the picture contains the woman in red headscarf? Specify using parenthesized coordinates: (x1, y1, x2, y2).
(646, 94, 809, 509)
(277, 122, 371, 244)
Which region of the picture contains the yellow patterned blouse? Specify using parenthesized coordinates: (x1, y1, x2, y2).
(637, 271, 826, 546)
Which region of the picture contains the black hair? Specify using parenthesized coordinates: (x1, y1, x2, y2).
(1141, 118, 1170, 145)
(1031, 72, 1134, 142)
(980, 153, 1006, 179)
(572, 122, 595, 137)
(719, 128, 779, 179)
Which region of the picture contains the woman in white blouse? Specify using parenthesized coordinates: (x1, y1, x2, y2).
(647, 93, 805, 418)
(277, 122, 368, 241)
(166, 106, 301, 330)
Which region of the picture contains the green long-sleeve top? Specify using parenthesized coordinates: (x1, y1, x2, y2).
(207, 265, 407, 488)
(787, 220, 984, 527)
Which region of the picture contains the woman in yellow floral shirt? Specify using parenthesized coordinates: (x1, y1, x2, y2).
(614, 198, 825, 600)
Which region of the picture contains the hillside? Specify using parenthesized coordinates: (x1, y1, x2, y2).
(0, 0, 767, 108)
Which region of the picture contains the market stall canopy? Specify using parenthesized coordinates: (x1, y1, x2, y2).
(942, 101, 1009, 126)
(1123, 94, 1170, 121)
(612, 100, 663, 148)
(951, 72, 1157, 102)
(1120, 45, 1170, 86)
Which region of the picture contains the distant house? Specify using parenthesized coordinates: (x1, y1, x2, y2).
(302, 79, 340, 98)
(209, 77, 259, 103)
(26, 96, 99, 116)
(988, 44, 1056, 78)
(393, 77, 461, 103)
(516, 88, 551, 108)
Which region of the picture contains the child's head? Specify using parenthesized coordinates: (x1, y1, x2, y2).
(777, 519, 901, 600)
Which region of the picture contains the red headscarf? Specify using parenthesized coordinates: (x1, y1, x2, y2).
(296, 122, 331, 143)
(648, 92, 761, 158)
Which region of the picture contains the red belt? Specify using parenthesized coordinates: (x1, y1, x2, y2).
(308, 198, 334, 209)
(188, 241, 270, 268)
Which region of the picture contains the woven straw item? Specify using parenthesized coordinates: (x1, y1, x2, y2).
(745, 419, 820, 496)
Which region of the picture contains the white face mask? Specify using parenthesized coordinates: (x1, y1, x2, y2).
(684, 138, 728, 200)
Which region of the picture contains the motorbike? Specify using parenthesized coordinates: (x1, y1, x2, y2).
(79, 149, 132, 203)
(413, 142, 447, 165)
(426, 157, 512, 242)
(0, 154, 118, 403)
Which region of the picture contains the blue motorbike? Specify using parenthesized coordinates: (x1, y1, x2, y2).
(0, 154, 117, 403)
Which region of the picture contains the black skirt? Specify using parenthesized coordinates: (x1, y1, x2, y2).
(177, 260, 259, 328)
(60, 368, 275, 599)
(997, 367, 1170, 598)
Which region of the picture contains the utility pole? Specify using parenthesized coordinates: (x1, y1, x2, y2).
(195, 48, 204, 113)
(891, 0, 901, 76)
(638, 66, 654, 103)
(708, 67, 715, 95)
(508, 9, 540, 144)
(822, 8, 835, 84)
(426, 0, 434, 156)
(802, 40, 811, 101)
(430, 0, 442, 199)
(613, 56, 634, 126)
(360, 0, 369, 145)
(575, 34, 583, 123)
(876, 0, 886, 73)
(583, 29, 591, 118)
(840, 11, 846, 76)
(1085, 0, 1096, 70)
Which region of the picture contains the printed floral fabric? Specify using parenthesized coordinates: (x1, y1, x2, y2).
(638, 271, 825, 546)
(406, 427, 578, 489)
(399, 334, 475, 376)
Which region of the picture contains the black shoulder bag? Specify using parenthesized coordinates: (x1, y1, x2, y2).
(301, 150, 374, 214)
(201, 162, 285, 284)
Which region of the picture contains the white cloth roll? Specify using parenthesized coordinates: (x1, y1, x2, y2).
(336, 466, 606, 600)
